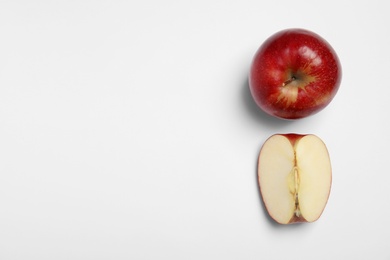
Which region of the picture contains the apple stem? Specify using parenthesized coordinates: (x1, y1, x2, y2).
(282, 76, 296, 87)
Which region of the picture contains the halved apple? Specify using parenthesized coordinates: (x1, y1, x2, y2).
(258, 134, 332, 224)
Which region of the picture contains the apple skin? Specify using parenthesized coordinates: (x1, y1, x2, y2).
(249, 28, 342, 119)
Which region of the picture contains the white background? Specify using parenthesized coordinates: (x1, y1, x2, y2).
(0, 0, 389, 259)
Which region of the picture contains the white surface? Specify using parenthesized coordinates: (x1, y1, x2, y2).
(0, 1, 389, 259)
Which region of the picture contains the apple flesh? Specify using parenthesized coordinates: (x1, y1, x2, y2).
(258, 134, 332, 224)
(249, 28, 342, 119)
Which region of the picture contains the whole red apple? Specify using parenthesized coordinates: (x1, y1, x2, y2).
(249, 28, 342, 119)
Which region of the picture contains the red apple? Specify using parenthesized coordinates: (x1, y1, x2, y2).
(249, 28, 342, 119)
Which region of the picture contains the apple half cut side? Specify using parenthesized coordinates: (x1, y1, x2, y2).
(258, 134, 332, 224)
